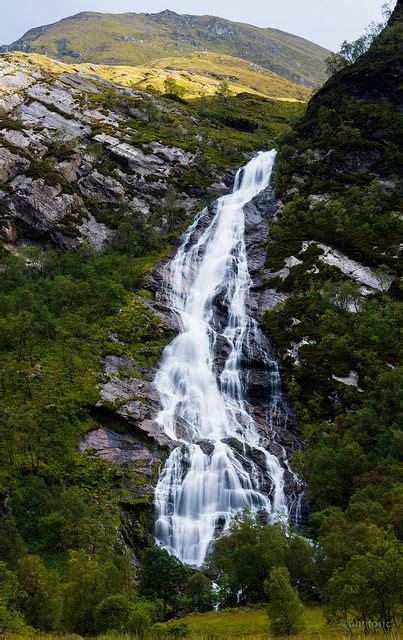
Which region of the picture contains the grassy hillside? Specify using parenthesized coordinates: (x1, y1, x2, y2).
(7, 10, 330, 88)
(7, 51, 311, 101)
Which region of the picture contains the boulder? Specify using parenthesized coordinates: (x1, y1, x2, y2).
(1, 129, 47, 156)
(8, 175, 83, 229)
(26, 81, 78, 116)
(77, 214, 112, 250)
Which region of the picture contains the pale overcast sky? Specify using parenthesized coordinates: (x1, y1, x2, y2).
(0, 0, 396, 51)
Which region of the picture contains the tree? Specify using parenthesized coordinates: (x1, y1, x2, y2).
(0, 562, 26, 634)
(139, 547, 191, 618)
(215, 79, 232, 99)
(183, 572, 215, 612)
(325, 547, 402, 633)
(16, 555, 61, 631)
(325, 3, 392, 76)
(62, 551, 123, 635)
(213, 79, 233, 119)
(94, 593, 133, 633)
(285, 536, 318, 602)
(317, 511, 396, 583)
(265, 566, 305, 636)
(128, 600, 157, 638)
(163, 76, 186, 98)
(0, 513, 25, 568)
(210, 515, 287, 603)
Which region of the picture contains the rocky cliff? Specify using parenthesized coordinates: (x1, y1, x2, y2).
(0, 55, 234, 253)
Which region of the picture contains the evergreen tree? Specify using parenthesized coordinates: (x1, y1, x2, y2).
(265, 566, 305, 636)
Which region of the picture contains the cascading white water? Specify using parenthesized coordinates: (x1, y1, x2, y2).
(154, 150, 288, 566)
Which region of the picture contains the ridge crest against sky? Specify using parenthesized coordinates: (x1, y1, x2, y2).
(1, 0, 394, 51)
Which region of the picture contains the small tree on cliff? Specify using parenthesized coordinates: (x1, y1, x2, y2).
(325, 2, 393, 76)
(265, 566, 305, 636)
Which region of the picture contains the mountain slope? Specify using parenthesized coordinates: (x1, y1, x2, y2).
(5, 51, 311, 102)
(263, 2, 402, 530)
(7, 10, 330, 88)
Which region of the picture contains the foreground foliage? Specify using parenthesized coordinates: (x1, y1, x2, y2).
(265, 567, 305, 636)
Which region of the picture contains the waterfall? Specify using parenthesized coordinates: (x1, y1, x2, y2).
(154, 150, 289, 566)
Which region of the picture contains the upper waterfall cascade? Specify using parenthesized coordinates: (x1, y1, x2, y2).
(154, 150, 291, 566)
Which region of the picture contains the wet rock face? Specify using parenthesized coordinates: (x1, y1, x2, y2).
(243, 183, 279, 322)
(79, 426, 154, 468)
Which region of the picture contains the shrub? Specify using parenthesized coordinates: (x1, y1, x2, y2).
(94, 594, 132, 633)
(152, 620, 189, 638)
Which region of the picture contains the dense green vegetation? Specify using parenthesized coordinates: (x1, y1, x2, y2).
(265, 1, 402, 519)
(0, 235, 209, 636)
(260, 4, 402, 633)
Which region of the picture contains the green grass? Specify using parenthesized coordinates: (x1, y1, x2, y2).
(182, 606, 325, 639)
(181, 606, 401, 640)
(7, 605, 400, 639)
(6, 51, 311, 102)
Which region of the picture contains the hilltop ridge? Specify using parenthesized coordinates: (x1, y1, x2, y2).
(6, 10, 330, 89)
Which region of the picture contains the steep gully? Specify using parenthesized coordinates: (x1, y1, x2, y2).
(152, 151, 304, 566)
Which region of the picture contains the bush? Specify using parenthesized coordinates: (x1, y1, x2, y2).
(127, 601, 153, 638)
(94, 594, 132, 633)
(152, 620, 189, 638)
